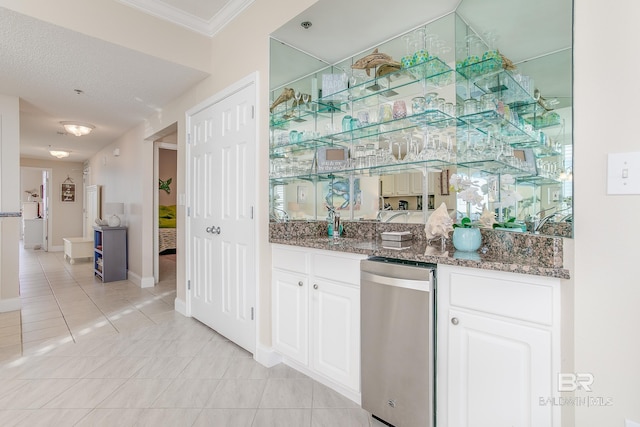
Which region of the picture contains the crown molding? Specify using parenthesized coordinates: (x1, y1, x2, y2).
(117, 0, 254, 37)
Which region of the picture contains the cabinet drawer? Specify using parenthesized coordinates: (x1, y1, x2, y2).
(312, 252, 363, 285)
(448, 270, 555, 326)
(272, 245, 309, 274)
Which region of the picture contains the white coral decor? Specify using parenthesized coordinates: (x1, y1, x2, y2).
(425, 202, 454, 240)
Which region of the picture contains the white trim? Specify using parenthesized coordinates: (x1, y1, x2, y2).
(0, 297, 21, 313)
(151, 126, 178, 286)
(281, 357, 361, 405)
(127, 270, 155, 288)
(116, 0, 254, 37)
(174, 297, 188, 317)
(254, 344, 282, 368)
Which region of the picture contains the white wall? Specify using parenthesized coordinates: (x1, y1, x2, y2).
(0, 94, 20, 311)
(141, 0, 319, 344)
(85, 125, 153, 287)
(574, 1, 640, 425)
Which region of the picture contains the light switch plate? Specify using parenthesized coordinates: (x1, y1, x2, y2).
(607, 152, 640, 194)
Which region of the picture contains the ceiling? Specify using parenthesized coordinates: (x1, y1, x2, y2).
(1, 0, 247, 163)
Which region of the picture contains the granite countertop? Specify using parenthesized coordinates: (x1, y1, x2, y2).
(270, 235, 571, 279)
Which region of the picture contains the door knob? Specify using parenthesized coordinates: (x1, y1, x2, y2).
(206, 226, 221, 234)
(298, 281, 303, 287)
(313, 284, 318, 290)
(451, 317, 459, 325)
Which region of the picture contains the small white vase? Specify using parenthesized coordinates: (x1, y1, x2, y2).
(108, 214, 121, 227)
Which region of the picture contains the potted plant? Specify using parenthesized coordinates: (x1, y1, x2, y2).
(452, 217, 482, 252)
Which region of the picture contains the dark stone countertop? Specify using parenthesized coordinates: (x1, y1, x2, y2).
(270, 235, 570, 280)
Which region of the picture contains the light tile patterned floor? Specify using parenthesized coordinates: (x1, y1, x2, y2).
(0, 245, 383, 426)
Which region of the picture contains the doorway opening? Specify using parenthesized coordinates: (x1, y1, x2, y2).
(20, 166, 52, 251)
(151, 123, 178, 288)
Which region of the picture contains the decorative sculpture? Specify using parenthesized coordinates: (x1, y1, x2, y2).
(425, 202, 454, 241)
(352, 49, 401, 76)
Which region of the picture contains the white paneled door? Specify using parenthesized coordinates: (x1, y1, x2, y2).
(187, 81, 256, 354)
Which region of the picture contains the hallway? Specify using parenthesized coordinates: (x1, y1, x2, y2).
(0, 246, 374, 426)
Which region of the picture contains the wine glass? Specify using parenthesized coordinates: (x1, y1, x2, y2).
(302, 93, 310, 111)
(294, 91, 302, 116)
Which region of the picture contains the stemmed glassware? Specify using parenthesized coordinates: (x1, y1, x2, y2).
(293, 91, 305, 122)
(302, 93, 310, 111)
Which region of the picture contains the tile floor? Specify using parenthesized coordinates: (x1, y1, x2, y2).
(0, 244, 383, 426)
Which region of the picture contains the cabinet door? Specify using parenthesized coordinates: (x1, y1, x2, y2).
(394, 173, 410, 195)
(380, 175, 394, 197)
(272, 269, 309, 365)
(310, 279, 360, 391)
(447, 309, 554, 427)
(411, 172, 423, 195)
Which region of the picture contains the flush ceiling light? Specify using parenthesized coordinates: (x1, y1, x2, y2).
(49, 149, 70, 159)
(60, 121, 94, 136)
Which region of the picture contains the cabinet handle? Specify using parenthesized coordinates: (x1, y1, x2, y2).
(298, 281, 303, 287)
(451, 317, 459, 325)
(313, 284, 318, 290)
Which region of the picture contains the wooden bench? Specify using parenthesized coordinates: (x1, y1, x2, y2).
(63, 237, 94, 264)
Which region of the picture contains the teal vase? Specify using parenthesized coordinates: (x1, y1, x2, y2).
(452, 228, 482, 252)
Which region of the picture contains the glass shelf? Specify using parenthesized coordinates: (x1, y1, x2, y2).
(270, 56, 455, 129)
(270, 110, 460, 158)
(270, 157, 452, 184)
(516, 175, 561, 186)
(316, 57, 453, 111)
(316, 111, 459, 146)
(456, 159, 535, 178)
(457, 110, 538, 147)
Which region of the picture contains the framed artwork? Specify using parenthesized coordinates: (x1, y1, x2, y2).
(440, 169, 450, 195)
(428, 194, 435, 210)
(61, 183, 76, 203)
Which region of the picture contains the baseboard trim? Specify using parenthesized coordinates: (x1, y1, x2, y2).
(254, 344, 282, 368)
(174, 297, 188, 316)
(282, 357, 361, 405)
(127, 271, 155, 288)
(140, 276, 155, 288)
(0, 297, 21, 313)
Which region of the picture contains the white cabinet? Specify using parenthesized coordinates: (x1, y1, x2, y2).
(381, 175, 394, 197)
(23, 218, 43, 249)
(437, 265, 561, 427)
(411, 171, 423, 195)
(272, 244, 364, 397)
(381, 172, 424, 197)
(311, 277, 360, 391)
(394, 173, 410, 195)
(272, 269, 308, 365)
